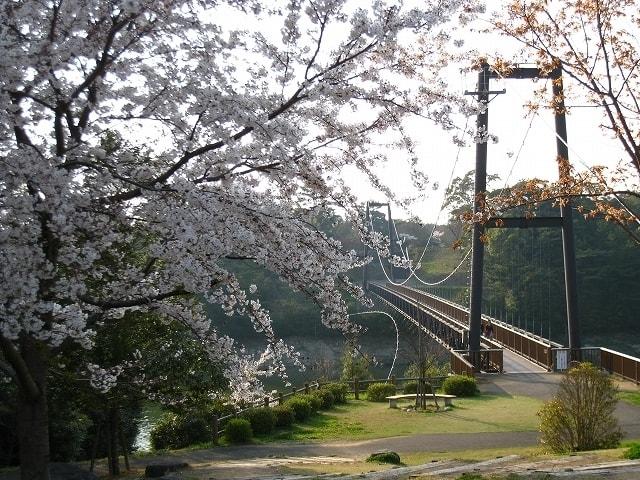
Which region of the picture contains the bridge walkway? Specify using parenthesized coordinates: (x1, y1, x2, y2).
(369, 281, 558, 374)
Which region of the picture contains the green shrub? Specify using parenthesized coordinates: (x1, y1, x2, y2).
(366, 383, 397, 402)
(285, 397, 312, 421)
(442, 375, 477, 397)
(150, 413, 210, 450)
(298, 394, 322, 413)
(539, 363, 622, 453)
(312, 389, 335, 409)
(323, 383, 349, 403)
(624, 442, 640, 459)
(272, 405, 295, 428)
(203, 401, 237, 427)
(366, 451, 401, 464)
(240, 407, 276, 435)
(403, 381, 417, 394)
(224, 418, 252, 444)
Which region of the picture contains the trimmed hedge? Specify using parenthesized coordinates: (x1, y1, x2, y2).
(323, 383, 349, 403)
(367, 451, 401, 464)
(272, 405, 295, 428)
(150, 413, 210, 450)
(298, 394, 322, 413)
(224, 418, 252, 443)
(403, 381, 417, 394)
(442, 375, 478, 397)
(285, 397, 312, 421)
(366, 383, 397, 402)
(312, 389, 335, 409)
(240, 407, 276, 435)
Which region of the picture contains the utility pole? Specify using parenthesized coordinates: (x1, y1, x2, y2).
(363, 202, 371, 291)
(466, 62, 505, 367)
(387, 203, 395, 282)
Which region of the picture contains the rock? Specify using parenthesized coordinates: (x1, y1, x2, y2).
(49, 463, 98, 480)
(366, 451, 402, 465)
(145, 462, 189, 478)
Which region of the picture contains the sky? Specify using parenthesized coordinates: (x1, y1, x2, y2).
(352, 6, 629, 225)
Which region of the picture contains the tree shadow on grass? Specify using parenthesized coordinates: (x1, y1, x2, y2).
(258, 410, 367, 443)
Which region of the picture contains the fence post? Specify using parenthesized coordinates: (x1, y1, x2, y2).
(291, 386, 296, 396)
(354, 379, 359, 400)
(304, 382, 310, 394)
(212, 414, 219, 445)
(278, 392, 283, 405)
(391, 375, 396, 386)
(264, 396, 270, 407)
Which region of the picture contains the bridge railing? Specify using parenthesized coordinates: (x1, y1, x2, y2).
(450, 351, 475, 376)
(601, 348, 640, 383)
(453, 349, 503, 374)
(553, 347, 640, 383)
(489, 320, 555, 370)
(382, 283, 558, 371)
(369, 283, 467, 350)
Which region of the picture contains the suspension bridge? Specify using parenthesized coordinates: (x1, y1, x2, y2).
(360, 63, 640, 383)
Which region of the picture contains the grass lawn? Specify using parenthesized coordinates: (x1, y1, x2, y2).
(263, 394, 543, 443)
(619, 390, 640, 406)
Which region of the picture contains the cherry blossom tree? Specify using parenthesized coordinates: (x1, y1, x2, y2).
(0, 0, 481, 477)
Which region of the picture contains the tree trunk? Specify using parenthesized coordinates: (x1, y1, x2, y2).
(16, 337, 50, 480)
(107, 408, 120, 476)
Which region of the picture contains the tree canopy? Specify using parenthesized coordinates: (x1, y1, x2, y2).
(0, 1, 482, 477)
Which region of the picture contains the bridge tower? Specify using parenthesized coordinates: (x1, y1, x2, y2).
(362, 201, 397, 290)
(466, 62, 581, 368)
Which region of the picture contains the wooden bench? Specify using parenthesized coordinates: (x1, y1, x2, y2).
(386, 393, 456, 408)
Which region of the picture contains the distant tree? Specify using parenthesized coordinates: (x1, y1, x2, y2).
(538, 362, 622, 453)
(339, 344, 374, 383)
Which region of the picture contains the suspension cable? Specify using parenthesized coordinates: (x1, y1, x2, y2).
(348, 311, 399, 380)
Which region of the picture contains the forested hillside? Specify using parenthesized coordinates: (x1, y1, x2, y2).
(216, 197, 640, 356)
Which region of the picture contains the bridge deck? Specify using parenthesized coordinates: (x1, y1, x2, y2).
(501, 348, 548, 374)
(370, 282, 561, 374)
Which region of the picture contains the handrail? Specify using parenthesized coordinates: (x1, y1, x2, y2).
(551, 347, 640, 384)
(379, 283, 559, 370)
